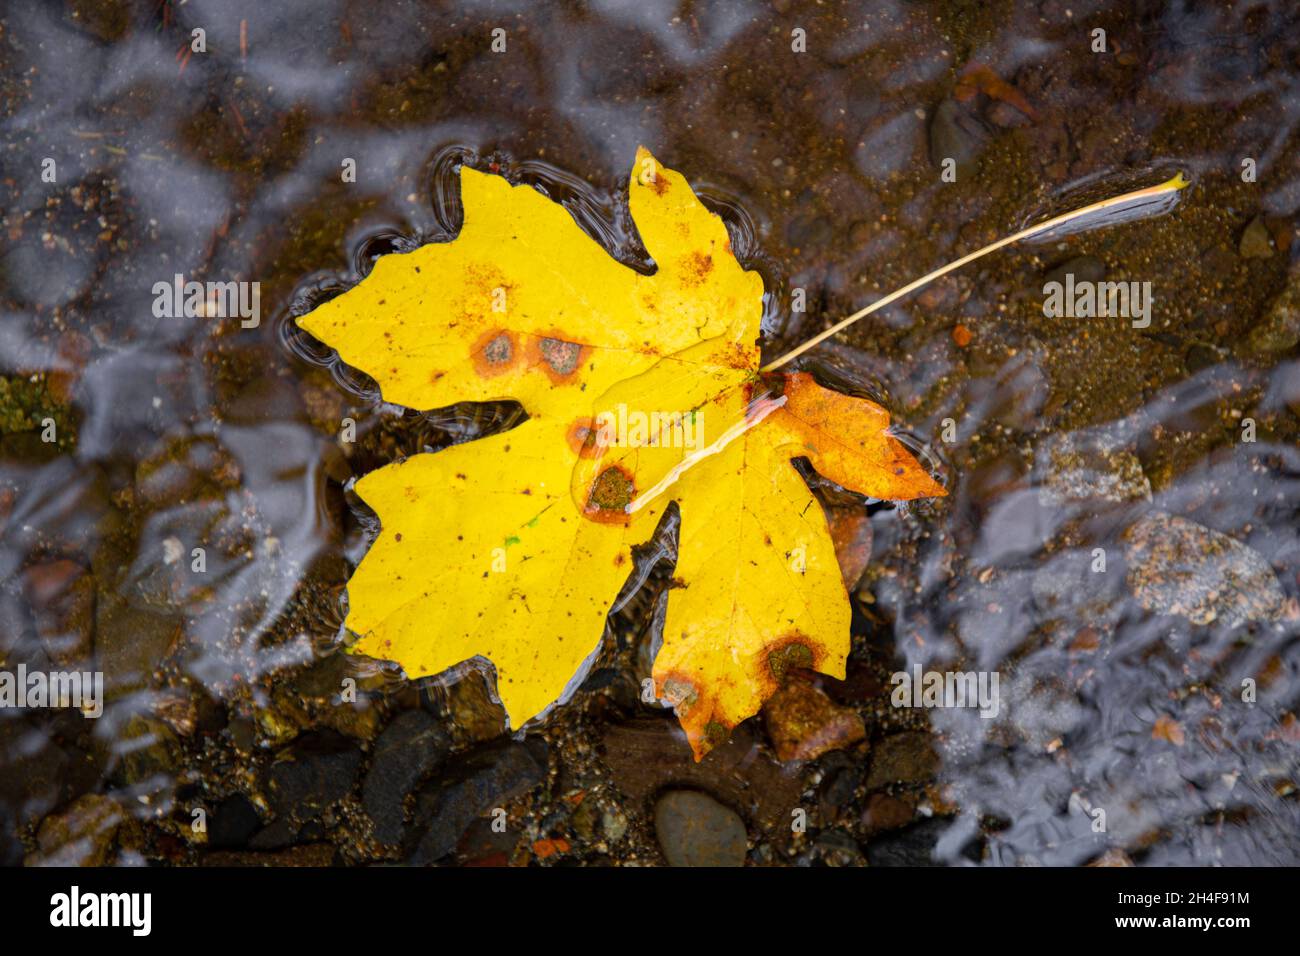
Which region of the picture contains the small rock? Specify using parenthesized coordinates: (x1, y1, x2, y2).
(25, 794, 123, 866)
(64, 0, 133, 42)
(654, 790, 747, 867)
(443, 672, 508, 744)
(1036, 431, 1150, 505)
(811, 828, 867, 866)
(865, 818, 947, 866)
(763, 678, 866, 762)
(208, 794, 263, 849)
(1245, 266, 1300, 356)
(861, 792, 915, 832)
(114, 715, 181, 791)
(1123, 511, 1285, 626)
(23, 560, 95, 666)
(1184, 343, 1221, 373)
(1044, 255, 1106, 289)
(601, 718, 804, 839)
(362, 710, 451, 844)
(818, 759, 861, 820)
(601, 805, 629, 843)
(1239, 216, 1274, 259)
(409, 739, 547, 864)
(866, 732, 939, 789)
(928, 98, 987, 178)
(266, 732, 363, 823)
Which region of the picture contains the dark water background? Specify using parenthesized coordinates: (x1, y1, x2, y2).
(1, 0, 1298, 866)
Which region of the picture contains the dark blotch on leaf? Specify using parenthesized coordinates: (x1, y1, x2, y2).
(588, 466, 634, 513)
(768, 641, 814, 684)
(484, 332, 513, 365)
(539, 337, 581, 376)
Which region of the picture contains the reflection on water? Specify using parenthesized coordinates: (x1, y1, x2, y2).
(0, 0, 1297, 866)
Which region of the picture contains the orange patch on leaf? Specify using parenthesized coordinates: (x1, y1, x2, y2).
(471, 328, 519, 377)
(527, 332, 587, 384)
(565, 417, 604, 458)
(582, 464, 636, 524)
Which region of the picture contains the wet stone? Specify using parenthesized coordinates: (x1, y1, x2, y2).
(362, 709, 452, 844)
(865, 732, 939, 789)
(865, 818, 949, 867)
(23, 560, 95, 666)
(817, 758, 862, 821)
(409, 739, 547, 864)
(1239, 216, 1274, 259)
(208, 794, 263, 849)
(266, 732, 363, 823)
(114, 715, 181, 792)
(1184, 343, 1221, 373)
(861, 792, 916, 833)
(1044, 255, 1106, 289)
(1123, 511, 1285, 627)
(928, 98, 986, 178)
(601, 718, 804, 841)
(653, 789, 748, 867)
(1035, 431, 1150, 505)
(763, 678, 866, 762)
(25, 794, 124, 867)
(1245, 264, 1300, 356)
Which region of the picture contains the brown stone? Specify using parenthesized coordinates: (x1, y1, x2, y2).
(601, 718, 803, 840)
(861, 792, 915, 832)
(866, 732, 940, 789)
(763, 678, 866, 762)
(26, 794, 123, 866)
(23, 560, 95, 666)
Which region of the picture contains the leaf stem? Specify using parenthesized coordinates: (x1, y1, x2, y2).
(760, 171, 1190, 373)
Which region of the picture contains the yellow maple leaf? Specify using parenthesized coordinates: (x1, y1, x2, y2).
(298, 148, 944, 759)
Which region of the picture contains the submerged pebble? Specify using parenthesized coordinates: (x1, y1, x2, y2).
(1123, 511, 1285, 627)
(654, 790, 748, 867)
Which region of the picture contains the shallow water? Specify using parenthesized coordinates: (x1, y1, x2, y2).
(1, 0, 1298, 866)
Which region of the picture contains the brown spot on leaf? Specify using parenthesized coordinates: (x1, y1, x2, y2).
(584, 465, 635, 523)
(471, 328, 518, 377)
(766, 638, 816, 686)
(530, 335, 585, 382)
(565, 417, 603, 458)
(679, 250, 713, 286)
(658, 674, 699, 713)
